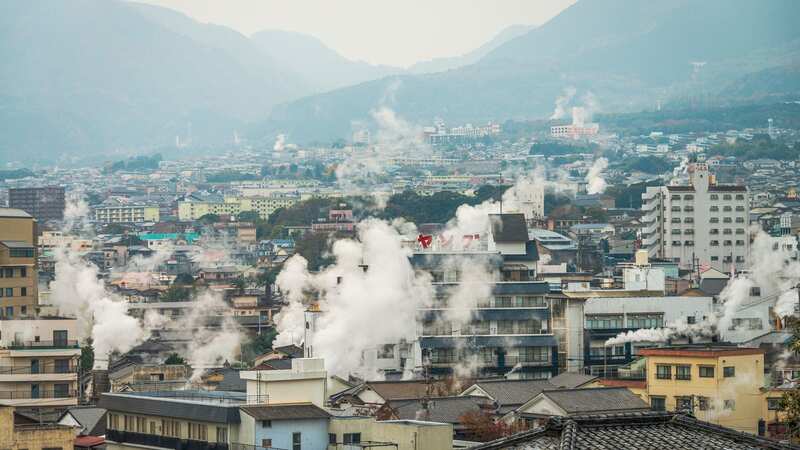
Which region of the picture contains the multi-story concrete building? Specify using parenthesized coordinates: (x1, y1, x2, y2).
(0, 318, 81, 407)
(177, 194, 299, 221)
(94, 202, 160, 224)
(0, 208, 38, 318)
(640, 345, 766, 435)
(641, 163, 749, 273)
(0, 405, 75, 450)
(8, 186, 65, 223)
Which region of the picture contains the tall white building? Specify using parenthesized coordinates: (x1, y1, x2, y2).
(641, 163, 749, 273)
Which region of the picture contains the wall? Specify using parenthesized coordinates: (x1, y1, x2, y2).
(254, 418, 328, 450)
(328, 417, 452, 450)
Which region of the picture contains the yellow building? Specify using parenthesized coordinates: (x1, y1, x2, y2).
(177, 195, 298, 221)
(328, 417, 452, 450)
(94, 204, 159, 223)
(0, 406, 75, 450)
(0, 208, 38, 318)
(639, 345, 766, 434)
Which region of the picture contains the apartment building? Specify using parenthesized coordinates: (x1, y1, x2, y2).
(0, 318, 81, 407)
(177, 194, 299, 221)
(640, 345, 765, 434)
(94, 202, 160, 224)
(8, 186, 65, 223)
(0, 208, 38, 318)
(641, 163, 749, 273)
(0, 405, 75, 450)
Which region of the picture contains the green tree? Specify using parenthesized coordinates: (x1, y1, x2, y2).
(164, 353, 186, 365)
(199, 213, 220, 224)
(80, 338, 94, 372)
(231, 276, 248, 294)
(173, 273, 195, 285)
(295, 232, 333, 271)
(780, 319, 800, 441)
(162, 285, 193, 302)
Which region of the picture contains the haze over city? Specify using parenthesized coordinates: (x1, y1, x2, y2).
(1, 1, 799, 449)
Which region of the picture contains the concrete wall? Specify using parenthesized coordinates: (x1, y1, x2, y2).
(254, 418, 329, 450)
(329, 417, 452, 450)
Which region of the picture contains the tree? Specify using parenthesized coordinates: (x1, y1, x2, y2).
(238, 211, 261, 223)
(458, 410, 515, 442)
(294, 232, 333, 271)
(80, 338, 94, 372)
(780, 318, 800, 441)
(199, 213, 220, 224)
(231, 276, 248, 294)
(173, 273, 195, 286)
(162, 284, 193, 302)
(165, 353, 186, 365)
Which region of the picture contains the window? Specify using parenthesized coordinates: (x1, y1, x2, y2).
(723, 228, 732, 235)
(215, 427, 228, 443)
(586, 315, 623, 329)
(5, 288, 12, 297)
(109, 413, 119, 430)
(736, 194, 745, 200)
(20, 287, 26, 297)
(723, 366, 735, 378)
(162, 419, 180, 437)
(261, 420, 272, 428)
(684, 217, 694, 223)
(710, 194, 719, 200)
(377, 344, 395, 359)
(730, 318, 763, 330)
(518, 296, 547, 307)
(723, 240, 732, 246)
(698, 396, 709, 411)
(53, 330, 68, 347)
(343, 433, 362, 444)
(135, 416, 146, 433)
(495, 296, 513, 307)
(672, 240, 682, 246)
(150, 422, 156, 435)
(676, 365, 691, 380)
(53, 383, 70, 398)
(671, 217, 681, 223)
(20, 267, 26, 277)
(672, 195, 681, 200)
(735, 217, 745, 223)
(710, 240, 719, 246)
(723, 217, 732, 223)
(723, 194, 732, 200)
(684, 228, 694, 235)
(724, 399, 735, 410)
(723, 206, 732, 212)
(736, 206, 745, 212)
(329, 433, 337, 444)
(627, 314, 664, 329)
(124, 415, 133, 431)
(685, 195, 694, 200)
(651, 396, 666, 411)
(768, 398, 783, 411)
(750, 287, 761, 297)
(188, 423, 207, 441)
(656, 365, 672, 380)
(498, 320, 514, 334)
(521, 346, 550, 363)
(710, 217, 719, 223)
(685, 240, 694, 246)
(293, 432, 302, 450)
(736, 228, 745, 234)
(9, 248, 34, 257)
(671, 229, 681, 235)
(711, 256, 719, 261)
(710, 206, 719, 212)
(671, 206, 681, 212)
(262, 439, 272, 448)
(699, 366, 715, 378)
(676, 396, 693, 411)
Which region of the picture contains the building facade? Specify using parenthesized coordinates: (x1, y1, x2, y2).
(0, 318, 81, 407)
(0, 208, 38, 318)
(178, 195, 299, 221)
(94, 204, 160, 223)
(641, 163, 749, 273)
(8, 186, 65, 223)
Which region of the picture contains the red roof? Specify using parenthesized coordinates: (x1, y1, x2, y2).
(75, 436, 105, 448)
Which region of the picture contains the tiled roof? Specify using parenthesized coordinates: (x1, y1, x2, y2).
(0, 208, 32, 218)
(470, 380, 554, 410)
(547, 373, 597, 389)
(468, 412, 797, 450)
(240, 403, 330, 421)
(538, 387, 650, 414)
(388, 396, 492, 424)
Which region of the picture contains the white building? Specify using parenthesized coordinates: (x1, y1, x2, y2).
(641, 163, 749, 273)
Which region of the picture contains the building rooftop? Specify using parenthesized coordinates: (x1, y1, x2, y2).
(534, 387, 650, 415)
(468, 412, 795, 450)
(489, 214, 528, 242)
(99, 390, 248, 424)
(637, 344, 765, 358)
(240, 403, 330, 421)
(0, 208, 33, 219)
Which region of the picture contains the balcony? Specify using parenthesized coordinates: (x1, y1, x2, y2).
(6, 340, 79, 350)
(641, 235, 659, 247)
(0, 365, 76, 375)
(107, 430, 229, 450)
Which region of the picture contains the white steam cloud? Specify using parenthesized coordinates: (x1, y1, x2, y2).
(585, 157, 609, 195)
(550, 86, 576, 120)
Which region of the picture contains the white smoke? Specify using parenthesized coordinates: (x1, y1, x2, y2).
(585, 157, 609, 195)
(273, 134, 286, 152)
(273, 219, 433, 378)
(550, 86, 576, 120)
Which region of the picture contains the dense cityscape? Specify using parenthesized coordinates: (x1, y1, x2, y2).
(2, 1, 800, 449)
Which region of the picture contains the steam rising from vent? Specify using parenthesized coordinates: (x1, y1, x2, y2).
(273, 134, 286, 152)
(550, 86, 576, 120)
(274, 219, 433, 378)
(585, 158, 609, 195)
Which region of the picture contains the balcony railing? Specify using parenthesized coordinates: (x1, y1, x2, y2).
(6, 340, 80, 350)
(107, 430, 229, 450)
(0, 389, 76, 400)
(0, 365, 77, 375)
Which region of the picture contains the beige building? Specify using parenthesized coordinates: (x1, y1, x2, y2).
(0, 208, 38, 318)
(0, 318, 81, 407)
(328, 417, 452, 450)
(94, 204, 159, 224)
(640, 345, 765, 434)
(0, 405, 75, 450)
(178, 194, 299, 221)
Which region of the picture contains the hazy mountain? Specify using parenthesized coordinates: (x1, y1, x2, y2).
(0, 0, 304, 163)
(251, 30, 401, 94)
(408, 24, 536, 74)
(261, 0, 800, 143)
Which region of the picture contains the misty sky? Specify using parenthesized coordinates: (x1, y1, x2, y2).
(136, 0, 575, 67)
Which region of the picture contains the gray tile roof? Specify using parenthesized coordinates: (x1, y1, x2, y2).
(240, 403, 330, 421)
(99, 392, 242, 424)
(468, 412, 798, 450)
(471, 380, 554, 409)
(0, 208, 32, 218)
(388, 396, 492, 424)
(60, 406, 107, 436)
(548, 373, 597, 389)
(539, 387, 649, 414)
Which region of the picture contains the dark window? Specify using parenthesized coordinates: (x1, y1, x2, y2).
(750, 287, 761, 296)
(699, 366, 715, 378)
(262, 439, 272, 448)
(344, 433, 361, 444)
(676, 396, 693, 411)
(698, 396, 709, 411)
(261, 420, 271, 428)
(53, 383, 70, 398)
(20, 267, 26, 277)
(329, 433, 337, 444)
(54, 359, 70, 373)
(20, 287, 26, 297)
(656, 365, 672, 379)
(768, 398, 783, 411)
(676, 365, 691, 380)
(5, 288, 12, 297)
(293, 432, 302, 450)
(723, 366, 735, 378)
(53, 330, 68, 347)
(651, 396, 666, 411)
(687, 316, 696, 325)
